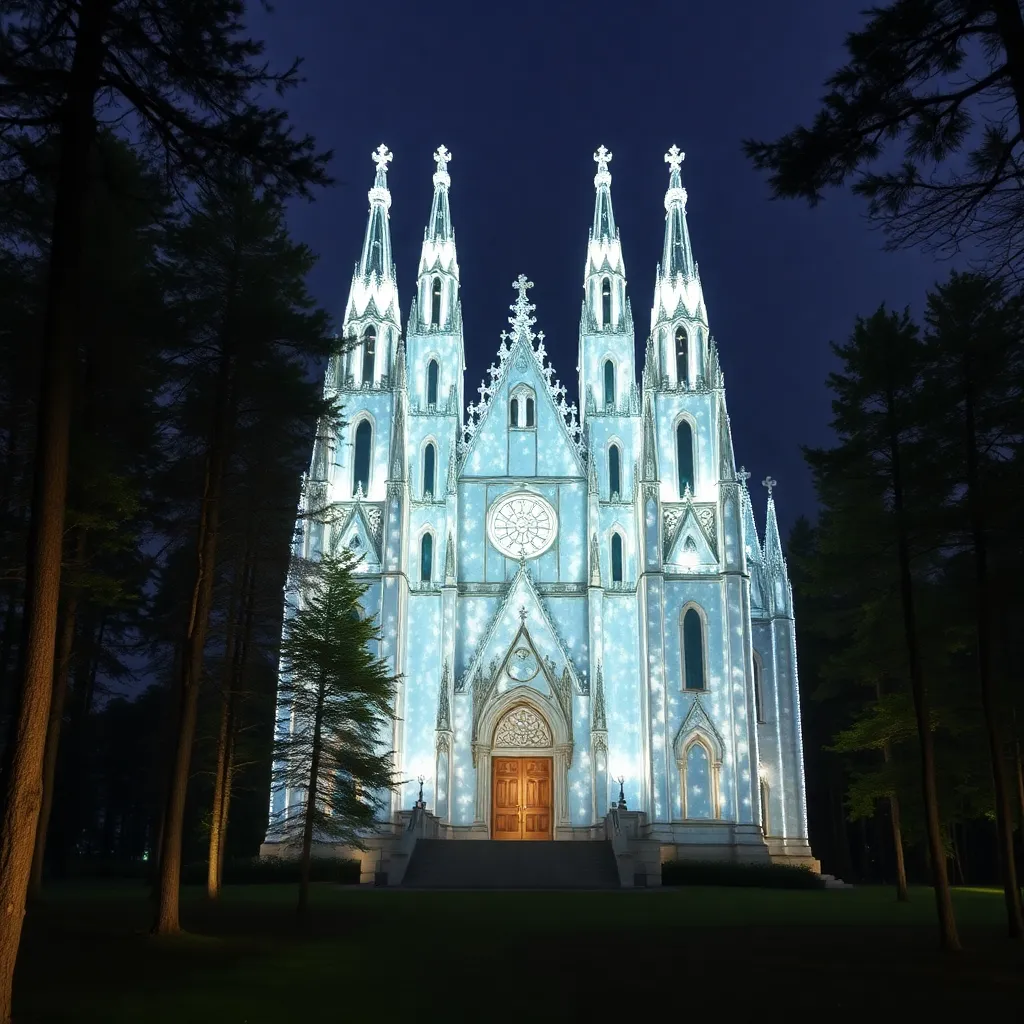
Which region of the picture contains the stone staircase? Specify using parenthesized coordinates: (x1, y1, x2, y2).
(401, 840, 621, 889)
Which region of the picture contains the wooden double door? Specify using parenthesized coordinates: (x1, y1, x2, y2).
(492, 756, 552, 840)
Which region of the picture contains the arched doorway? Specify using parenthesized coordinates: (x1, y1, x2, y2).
(490, 705, 554, 841)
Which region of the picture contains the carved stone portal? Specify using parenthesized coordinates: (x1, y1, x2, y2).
(493, 705, 552, 749)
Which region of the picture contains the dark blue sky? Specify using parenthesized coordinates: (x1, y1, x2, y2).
(252, 0, 944, 537)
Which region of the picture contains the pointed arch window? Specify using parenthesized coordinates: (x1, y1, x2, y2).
(510, 398, 519, 427)
(608, 443, 621, 499)
(420, 532, 433, 582)
(353, 420, 372, 495)
(753, 651, 765, 723)
(422, 442, 436, 499)
(601, 277, 612, 327)
(525, 397, 535, 427)
(676, 420, 694, 497)
(610, 532, 623, 583)
(684, 741, 713, 818)
(675, 326, 688, 386)
(431, 276, 442, 325)
(682, 607, 705, 691)
(426, 359, 439, 407)
(510, 385, 536, 430)
(603, 359, 615, 409)
(361, 327, 376, 386)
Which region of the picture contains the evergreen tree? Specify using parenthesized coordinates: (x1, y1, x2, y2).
(804, 307, 961, 949)
(743, 0, 1024, 276)
(271, 548, 398, 917)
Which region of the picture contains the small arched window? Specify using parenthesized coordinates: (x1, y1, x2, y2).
(611, 532, 623, 583)
(676, 420, 694, 497)
(685, 742, 713, 818)
(682, 607, 705, 690)
(608, 444, 621, 498)
(675, 326, 688, 386)
(420, 533, 433, 582)
(422, 442, 436, 498)
(601, 277, 611, 327)
(353, 420, 372, 495)
(426, 359, 439, 407)
(510, 398, 519, 427)
(431, 277, 442, 325)
(603, 359, 615, 408)
(361, 327, 376, 385)
(525, 397, 535, 427)
(753, 652, 765, 723)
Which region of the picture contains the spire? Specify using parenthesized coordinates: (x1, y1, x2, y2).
(413, 145, 461, 335)
(427, 145, 453, 242)
(344, 144, 400, 328)
(583, 145, 628, 317)
(762, 476, 793, 616)
(650, 145, 706, 334)
(738, 467, 763, 565)
(591, 146, 617, 246)
(718, 407, 736, 482)
(640, 395, 659, 481)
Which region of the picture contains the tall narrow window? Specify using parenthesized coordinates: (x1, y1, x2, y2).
(601, 277, 611, 326)
(675, 326, 688, 385)
(685, 742, 713, 818)
(420, 533, 433, 582)
(753, 653, 765, 723)
(760, 779, 770, 835)
(611, 533, 623, 583)
(682, 607, 705, 690)
(353, 420, 372, 495)
(422, 443, 436, 498)
(431, 277, 442, 325)
(426, 359, 439, 406)
(608, 444, 621, 498)
(510, 398, 519, 427)
(525, 397, 535, 427)
(361, 327, 376, 385)
(676, 420, 694, 496)
(603, 359, 615, 408)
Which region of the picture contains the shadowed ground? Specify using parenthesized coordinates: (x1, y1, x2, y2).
(14, 882, 1024, 1021)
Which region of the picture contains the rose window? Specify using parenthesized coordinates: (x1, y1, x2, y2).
(486, 492, 558, 559)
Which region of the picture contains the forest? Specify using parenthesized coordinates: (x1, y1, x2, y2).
(1, 0, 1024, 1017)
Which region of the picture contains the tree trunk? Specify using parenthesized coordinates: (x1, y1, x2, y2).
(28, 532, 85, 899)
(0, 3, 109, 1018)
(885, 757, 910, 902)
(298, 679, 326, 919)
(886, 386, 960, 951)
(959, 348, 1023, 938)
(153, 324, 238, 934)
(206, 555, 244, 900)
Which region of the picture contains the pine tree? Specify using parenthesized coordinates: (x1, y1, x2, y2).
(804, 307, 961, 949)
(271, 548, 398, 917)
(743, 0, 1024, 276)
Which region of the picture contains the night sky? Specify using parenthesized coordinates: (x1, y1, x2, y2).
(251, 0, 944, 537)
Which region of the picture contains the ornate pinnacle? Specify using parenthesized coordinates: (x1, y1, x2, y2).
(433, 144, 451, 188)
(508, 274, 537, 339)
(593, 145, 612, 188)
(664, 144, 684, 172)
(372, 143, 393, 172)
(762, 475, 777, 497)
(737, 466, 751, 487)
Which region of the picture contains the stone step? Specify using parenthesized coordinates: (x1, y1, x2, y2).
(401, 839, 621, 890)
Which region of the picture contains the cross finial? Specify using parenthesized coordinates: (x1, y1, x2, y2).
(518, 603, 528, 623)
(737, 466, 751, 486)
(762, 475, 777, 497)
(513, 273, 533, 303)
(372, 143, 393, 172)
(594, 145, 612, 172)
(664, 144, 685, 172)
(509, 274, 537, 338)
(433, 144, 451, 172)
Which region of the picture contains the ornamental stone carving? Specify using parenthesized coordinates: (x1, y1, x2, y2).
(493, 706, 552, 749)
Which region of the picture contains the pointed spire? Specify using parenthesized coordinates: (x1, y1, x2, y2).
(718, 407, 736, 482)
(345, 144, 400, 328)
(583, 145, 627, 322)
(738, 467, 763, 565)
(444, 532, 456, 584)
(762, 476, 785, 572)
(641, 396, 659, 481)
(589, 533, 602, 586)
(592, 662, 607, 731)
(394, 337, 407, 390)
(592, 145, 616, 241)
(436, 661, 451, 731)
(650, 145, 707, 335)
(426, 145, 453, 242)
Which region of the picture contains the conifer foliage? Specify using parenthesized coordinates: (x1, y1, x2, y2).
(272, 548, 398, 916)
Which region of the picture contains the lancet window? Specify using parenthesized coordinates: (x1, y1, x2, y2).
(353, 420, 372, 495)
(676, 420, 694, 496)
(361, 327, 376, 385)
(426, 359, 439, 407)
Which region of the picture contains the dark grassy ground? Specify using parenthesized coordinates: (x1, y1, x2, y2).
(13, 882, 1024, 1022)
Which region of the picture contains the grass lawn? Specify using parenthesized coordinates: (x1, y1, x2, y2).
(13, 882, 1024, 1021)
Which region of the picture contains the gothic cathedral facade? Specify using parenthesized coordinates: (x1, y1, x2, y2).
(266, 143, 813, 865)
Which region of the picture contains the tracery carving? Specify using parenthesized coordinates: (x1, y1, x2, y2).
(493, 706, 552, 749)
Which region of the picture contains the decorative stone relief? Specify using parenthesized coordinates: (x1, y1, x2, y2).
(493, 706, 552, 749)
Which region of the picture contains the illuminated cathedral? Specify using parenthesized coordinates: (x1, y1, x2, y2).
(264, 143, 815, 876)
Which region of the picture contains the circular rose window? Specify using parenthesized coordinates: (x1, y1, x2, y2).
(487, 491, 558, 560)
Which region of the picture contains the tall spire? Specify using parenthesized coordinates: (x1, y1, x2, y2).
(761, 476, 792, 616)
(413, 145, 460, 334)
(650, 144, 706, 334)
(738, 468, 763, 566)
(344, 144, 400, 328)
(585, 145, 626, 284)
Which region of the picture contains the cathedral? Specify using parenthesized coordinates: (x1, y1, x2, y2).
(264, 142, 815, 876)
